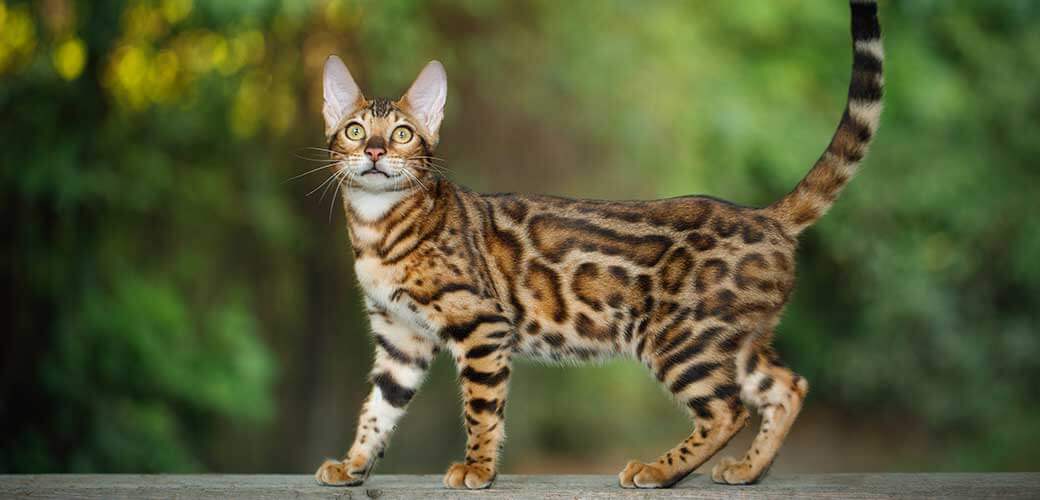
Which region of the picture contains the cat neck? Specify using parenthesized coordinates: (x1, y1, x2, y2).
(341, 178, 449, 252)
(346, 187, 421, 222)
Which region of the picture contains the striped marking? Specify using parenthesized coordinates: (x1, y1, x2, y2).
(371, 372, 415, 408)
(460, 366, 511, 387)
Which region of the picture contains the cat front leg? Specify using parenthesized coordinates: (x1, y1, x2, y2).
(315, 310, 437, 486)
(441, 314, 513, 489)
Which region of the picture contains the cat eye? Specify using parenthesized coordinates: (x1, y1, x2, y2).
(391, 126, 413, 144)
(345, 123, 366, 141)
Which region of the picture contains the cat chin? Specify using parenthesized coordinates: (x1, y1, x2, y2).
(348, 172, 408, 193)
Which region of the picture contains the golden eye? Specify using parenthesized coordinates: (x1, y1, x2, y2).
(345, 123, 366, 141)
(391, 126, 413, 144)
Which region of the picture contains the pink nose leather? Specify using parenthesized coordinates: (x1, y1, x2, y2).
(365, 147, 385, 161)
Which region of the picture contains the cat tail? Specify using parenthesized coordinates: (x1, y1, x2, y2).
(766, 0, 883, 236)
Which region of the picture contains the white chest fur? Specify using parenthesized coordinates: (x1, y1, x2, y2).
(345, 189, 414, 246)
(347, 189, 411, 222)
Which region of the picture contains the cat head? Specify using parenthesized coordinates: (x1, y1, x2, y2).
(322, 56, 446, 192)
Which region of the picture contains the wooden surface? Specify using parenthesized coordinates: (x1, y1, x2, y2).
(2, 473, 1038, 499)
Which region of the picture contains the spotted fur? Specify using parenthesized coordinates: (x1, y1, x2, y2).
(314, 1, 882, 490)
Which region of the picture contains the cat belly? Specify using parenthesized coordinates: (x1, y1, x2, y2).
(513, 333, 618, 364)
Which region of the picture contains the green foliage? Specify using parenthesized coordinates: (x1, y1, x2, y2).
(2, 0, 1037, 473)
(1, 0, 284, 472)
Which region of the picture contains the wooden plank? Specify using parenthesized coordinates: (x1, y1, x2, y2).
(1, 473, 1038, 499)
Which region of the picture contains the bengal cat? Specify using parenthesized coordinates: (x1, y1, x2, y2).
(313, 0, 882, 489)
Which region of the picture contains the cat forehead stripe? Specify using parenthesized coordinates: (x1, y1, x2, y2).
(368, 98, 396, 117)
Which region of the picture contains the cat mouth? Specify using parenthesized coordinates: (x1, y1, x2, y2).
(360, 167, 393, 178)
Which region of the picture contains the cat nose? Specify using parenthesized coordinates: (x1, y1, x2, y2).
(365, 146, 386, 162)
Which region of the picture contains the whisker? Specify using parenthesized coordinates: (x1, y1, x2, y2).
(319, 170, 339, 202)
(411, 166, 449, 178)
(411, 163, 448, 173)
(293, 147, 341, 164)
(286, 162, 338, 181)
(343, 169, 357, 199)
(293, 154, 341, 163)
(298, 146, 339, 155)
(406, 158, 447, 171)
(409, 161, 447, 170)
(306, 163, 349, 197)
(402, 168, 428, 192)
(328, 169, 348, 223)
(320, 159, 360, 202)
(406, 156, 451, 176)
(409, 159, 449, 169)
(403, 171, 415, 193)
(306, 174, 337, 197)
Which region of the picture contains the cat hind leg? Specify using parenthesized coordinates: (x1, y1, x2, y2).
(711, 350, 808, 485)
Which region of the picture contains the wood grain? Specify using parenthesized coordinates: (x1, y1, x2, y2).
(2, 473, 1038, 499)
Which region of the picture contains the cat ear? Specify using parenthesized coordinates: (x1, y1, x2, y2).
(401, 60, 447, 145)
(323, 55, 363, 137)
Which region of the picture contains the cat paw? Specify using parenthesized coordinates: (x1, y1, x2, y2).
(314, 459, 363, 486)
(617, 460, 670, 488)
(711, 456, 760, 485)
(443, 462, 495, 489)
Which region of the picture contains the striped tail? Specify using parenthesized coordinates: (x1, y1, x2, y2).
(767, 0, 883, 235)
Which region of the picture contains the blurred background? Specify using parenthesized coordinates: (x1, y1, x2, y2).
(2, 0, 1039, 475)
